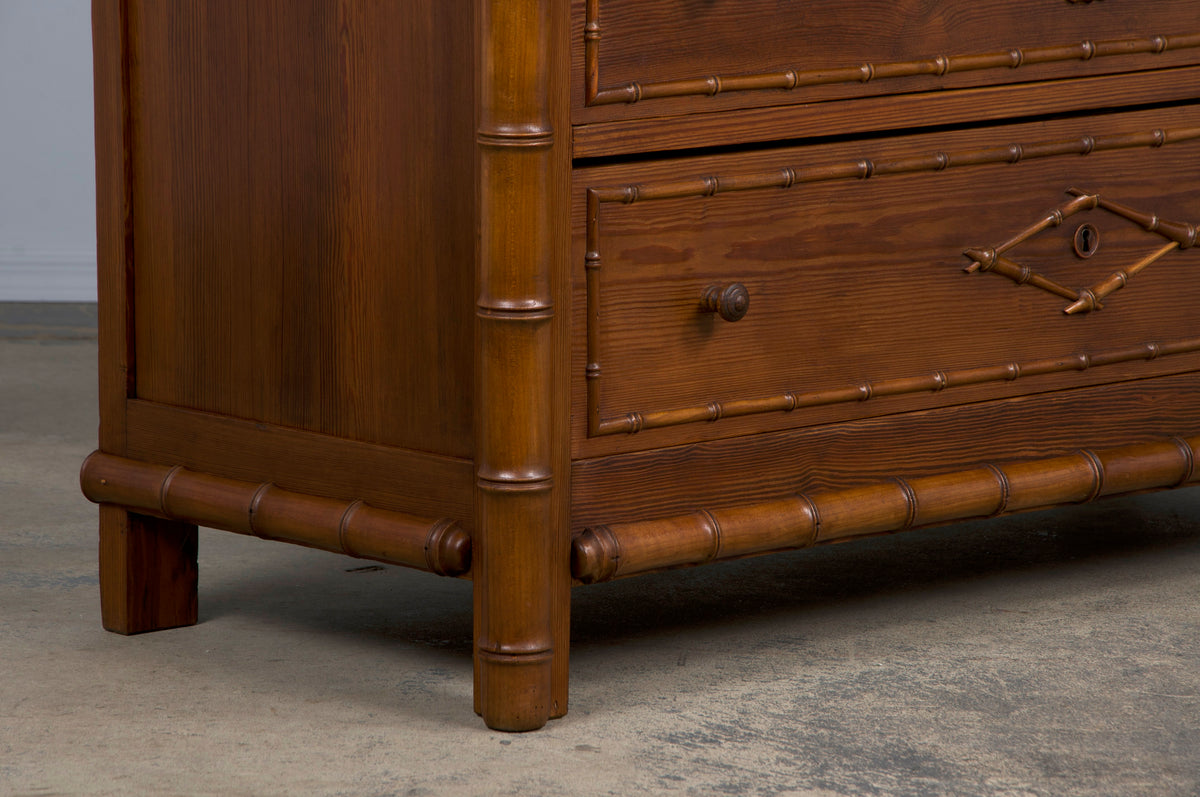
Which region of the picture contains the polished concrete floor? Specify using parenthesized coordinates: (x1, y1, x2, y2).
(3, 304, 1199, 796)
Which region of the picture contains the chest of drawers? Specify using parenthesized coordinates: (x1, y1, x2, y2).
(82, 0, 1200, 730)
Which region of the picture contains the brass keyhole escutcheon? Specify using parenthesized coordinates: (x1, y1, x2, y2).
(1073, 223, 1100, 259)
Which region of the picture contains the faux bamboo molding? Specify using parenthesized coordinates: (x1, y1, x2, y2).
(586, 129, 1200, 207)
(79, 452, 471, 576)
(585, 127, 1200, 437)
(584, 5, 1200, 107)
(474, 0, 565, 732)
(591, 339, 1200, 436)
(571, 435, 1200, 583)
(964, 188, 1199, 314)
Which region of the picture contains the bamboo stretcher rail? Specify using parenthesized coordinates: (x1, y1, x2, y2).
(571, 434, 1200, 583)
(80, 452, 472, 577)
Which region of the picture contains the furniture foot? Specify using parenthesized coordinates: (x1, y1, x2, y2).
(99, 504, 198, 634)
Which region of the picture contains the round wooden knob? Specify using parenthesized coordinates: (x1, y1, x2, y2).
(702, 283, 750, 322)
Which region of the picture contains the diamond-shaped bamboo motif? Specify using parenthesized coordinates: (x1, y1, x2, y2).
(964, 188, 1198, 314)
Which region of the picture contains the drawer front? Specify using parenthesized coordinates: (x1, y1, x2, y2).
(573, 0, 1200, 122)
(572, 106, 1200, 454)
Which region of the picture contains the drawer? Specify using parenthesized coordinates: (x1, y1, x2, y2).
(573, 0, 1200, 123)
(571, 106, 1200, 454)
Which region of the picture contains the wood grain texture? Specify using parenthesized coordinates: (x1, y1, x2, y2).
(93, 2, 198, 639)
(573, 66, 1200, 158)
(572, 434, 1200, 583)
(125, 0, 476, 456)
(473, 0, 568, 732)
(124, 400, 473, 525)
(91, 0, 132, 454)
(90, 0, 1200, 731)
(573, 0, 1200, 122)
(573, 106, 1200, 455)
(99, 505, 198, 634)
(571, 371, 1200, 529)
(82, 452, 472, 576)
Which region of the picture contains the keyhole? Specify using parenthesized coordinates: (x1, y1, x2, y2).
(1073, 223, 1099, 259)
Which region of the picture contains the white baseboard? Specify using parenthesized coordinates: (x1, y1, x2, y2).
(0, 250, 97, 301)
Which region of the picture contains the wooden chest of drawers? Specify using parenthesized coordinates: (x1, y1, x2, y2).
(82, 0, 1200, 730)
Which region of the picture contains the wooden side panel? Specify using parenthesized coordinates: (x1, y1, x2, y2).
(573, 0, 1200, 122)
(125, 1, 475, 457)
(93, 0, 199, 637)
(93, 0, 132, 454)
(124, 400, 474, 525)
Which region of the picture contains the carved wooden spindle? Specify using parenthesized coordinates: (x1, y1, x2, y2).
(966, 187, 1198, 315)
(80, 452, 472, 576)
(588, 337, 1200, 436)
(961, 249, 1081, 301)
(572, 435, 1200, 583)
(1067, 187, 1200, 249)
(978, 191, 1099, 262)
(1065, 241, 1182, 314)
(475, 0, 567, 732)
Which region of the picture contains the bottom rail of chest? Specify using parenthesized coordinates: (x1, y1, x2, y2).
(82, 431, 1200, 584)
(571, 433, 1200, 584)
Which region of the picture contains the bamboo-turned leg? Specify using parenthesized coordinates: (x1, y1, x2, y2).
(473, 477, 557, 731)
(473, 0, 568, 731)
(99, 504, 198, 634)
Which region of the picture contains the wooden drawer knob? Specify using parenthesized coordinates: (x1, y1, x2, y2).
(701, 283, 750, 322)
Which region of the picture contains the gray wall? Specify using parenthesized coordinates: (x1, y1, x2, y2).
(0, 0, 96, 301)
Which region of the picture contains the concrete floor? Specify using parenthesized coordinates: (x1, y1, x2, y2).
(3, 304, 1199, 796)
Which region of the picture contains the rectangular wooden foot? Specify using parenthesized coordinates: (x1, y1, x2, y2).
(99, 504, 199, 634)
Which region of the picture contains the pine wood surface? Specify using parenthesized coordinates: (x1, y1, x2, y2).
(91, 0, 131, 456)
(472, 0, 570, 731)
(573, 66, 1200, 159)
(574, 0, 1200, 121)
(572, 105, 1200, 455)
(123, 400, 474, 524)
(87, 0, 1200, 730)
(571, 371, 1200, 529)
(124, 0, 476, 457)
(572, 433, 1200, 583)
(82, 452, 472, 577)
(98, 505, 198, 635)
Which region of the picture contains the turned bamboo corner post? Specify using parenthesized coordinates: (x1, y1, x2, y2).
(474, 0, 569, 731)
(92, 0, 198, 634)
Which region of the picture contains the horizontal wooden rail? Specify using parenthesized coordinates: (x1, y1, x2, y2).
(80, 452, 471, 577)
(585, 29, 1200, 106)
(571, 435, 1200, 583)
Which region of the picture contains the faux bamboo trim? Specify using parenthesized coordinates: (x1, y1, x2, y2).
(571, 435, 1200, 583)
(583, 7, 1200, 107)
(473, 0, 563, 731)
(585, 126, 1200, 436)
(79, 451, 471, 577)
(587, 129, 1200, 206)
(590, 338, 1200, 436)
(965, 188, 1199, 314)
